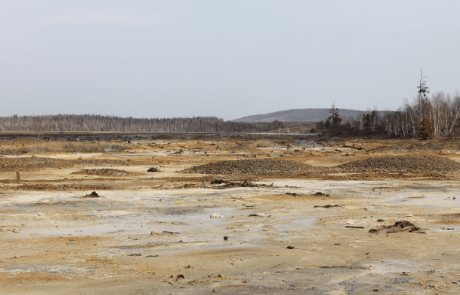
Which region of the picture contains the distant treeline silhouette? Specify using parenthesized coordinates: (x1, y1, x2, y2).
(0, 115, 287, 133)
(318, 91, 460, 137)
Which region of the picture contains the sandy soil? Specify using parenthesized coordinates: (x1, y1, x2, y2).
(2, 135, 460, 294)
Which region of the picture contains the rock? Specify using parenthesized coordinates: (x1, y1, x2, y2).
(249, 213, 268, 217)
(315, 192, 329, 196)
(176, 274, 185, 281)
(406, 214, 413, 217)
(147, 166, 160, 172)
(210, 213, 223, 218)
(223, 236, 229, 241)
(81, 191, 100, 198)
(150, 231, 157, 235)
(287, 246, 295, 249)
(12, 229, 20, 233)
(211, 179, 225, 184)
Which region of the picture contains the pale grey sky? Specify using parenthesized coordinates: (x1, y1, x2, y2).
(1, 1, 459, 120)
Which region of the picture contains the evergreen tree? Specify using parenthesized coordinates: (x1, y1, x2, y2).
(328, 103, 342, 128)
(417, 115, 435, 140)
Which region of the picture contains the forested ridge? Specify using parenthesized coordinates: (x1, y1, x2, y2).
(0, 115, 286, 133)
(234, 108, 364, 122)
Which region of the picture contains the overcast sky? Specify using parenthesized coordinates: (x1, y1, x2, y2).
(1, 1, 459, 120)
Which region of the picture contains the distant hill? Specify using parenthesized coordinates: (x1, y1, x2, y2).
(233, 108, 366, 122)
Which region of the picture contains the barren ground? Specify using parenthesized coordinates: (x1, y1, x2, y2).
(2, 133, 460, 294)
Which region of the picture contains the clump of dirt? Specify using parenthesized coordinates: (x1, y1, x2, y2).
(80, 191, 101, 198)
(336, 155, 460, 174)
(72, 169, 142, 177)
(183, 159, 316, 175)
(369, 221, 425, 234)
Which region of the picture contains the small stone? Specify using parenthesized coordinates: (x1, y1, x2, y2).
(406, 214, 413, 217)
(287, 246, 295, 249)
(12, 229, 20, 233)
(150, 231, 157, 235)
(176, 274, 185, 281)
(242, 280, 250, 283)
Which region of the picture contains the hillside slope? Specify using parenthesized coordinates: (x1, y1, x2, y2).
(233, 108, 366, 122)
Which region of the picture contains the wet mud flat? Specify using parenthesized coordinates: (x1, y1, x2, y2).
(2, 180, 460, 294)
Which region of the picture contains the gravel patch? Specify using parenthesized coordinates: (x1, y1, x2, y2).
(183, 159, 316, 175)
(337, 155, 460, 174)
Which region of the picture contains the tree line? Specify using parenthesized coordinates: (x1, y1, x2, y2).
(318, 73, 460, 138)
(0, 115, 286, 133)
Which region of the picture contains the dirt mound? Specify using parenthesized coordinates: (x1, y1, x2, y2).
(372, 142, 460, 154)
(72, 169, 142, 177)
(0, 156, 146, 172)
(337, 155, 460, 174)
(183, 159, 315, 175)
(369, 221, 424, 234)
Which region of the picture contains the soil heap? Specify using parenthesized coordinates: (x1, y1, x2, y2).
(337, 155, 460, 174)
(183, 159, 316, 175)
(0, 156, 127, 172)
(372, 142, 460, 154)
(72, 169, 142, 177)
